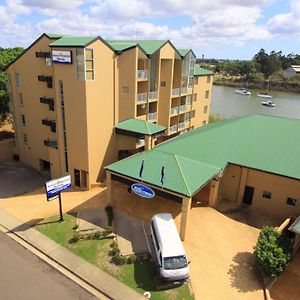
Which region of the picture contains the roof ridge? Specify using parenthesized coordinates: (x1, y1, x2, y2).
(144, 120, 150, 135)
(173, 154, 191, 196)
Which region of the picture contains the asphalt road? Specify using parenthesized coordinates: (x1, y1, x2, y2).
(0, 231, 98, 300)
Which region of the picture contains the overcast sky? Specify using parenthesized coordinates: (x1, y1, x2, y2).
(0, 0, 299, 59)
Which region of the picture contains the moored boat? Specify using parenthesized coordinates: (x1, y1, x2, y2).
(235, 88, 251, 95)
(257, 92, 272, 99)
(262, 100, 276, 107)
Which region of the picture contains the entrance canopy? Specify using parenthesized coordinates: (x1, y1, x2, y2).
(115, 118, 166, 138)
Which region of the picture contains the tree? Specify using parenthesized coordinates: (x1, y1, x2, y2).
(0, 47, 24, 125)
(254, 226, 293, 277)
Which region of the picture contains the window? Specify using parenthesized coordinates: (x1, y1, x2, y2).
(18, 93, 23, 106)
(45, 57, 52, 66)
(286, 197, 297, 207)
(203, 105, 208, 114)
(205, 90, 210, 99)
(202, 120, 207, 125)
(23, 133, 28, 144)
(151, 221, 160, 251)
(20, 114, 26, 126)
(192, 94, 197, 102)
(262, 191, 272, 199)
(76, 48, 85, 80)
(85, 49, 94, 80)
(15, 73, 21, 86)
(194, 77, 198, 85)
(122, 86, 129, 94)
(160, 81, 166, 87)
(207, 76, 211, 84)
(191, 110, 195, 118)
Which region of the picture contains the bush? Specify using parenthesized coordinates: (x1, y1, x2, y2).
(254, 226, 293, 277)
(111, 254, 127, 265)
(127, 254, 137, 264)
(69, 232, 80, 244)
(72, 224, 78, 230)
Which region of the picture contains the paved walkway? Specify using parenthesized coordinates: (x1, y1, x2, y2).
(0, 209, 143, 300)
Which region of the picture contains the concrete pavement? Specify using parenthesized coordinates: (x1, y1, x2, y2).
(0, 209, 144, 300)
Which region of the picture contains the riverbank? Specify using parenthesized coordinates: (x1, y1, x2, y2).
(214, 77, 300, 93)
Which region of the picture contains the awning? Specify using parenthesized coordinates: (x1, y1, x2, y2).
(289, 216, 300, 234)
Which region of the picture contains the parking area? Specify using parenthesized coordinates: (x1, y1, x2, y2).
(0, 160, 49, 198)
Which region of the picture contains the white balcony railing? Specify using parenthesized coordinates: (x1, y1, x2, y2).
(137, 139, 145, 146)
(170, 107, 179, 115)
(149, 91, 158, 100)
(178, 122, 185, 129)
(181, 87, 188, 94)
(137, 70, 148, 80)
(179, 105, 186, 112)
(172, 88, 180, 97)
(148, 112, 157, 121)
(137, 92, 147, 102)
(169, 124, 178, 132)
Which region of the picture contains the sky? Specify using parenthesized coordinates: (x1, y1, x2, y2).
(0, 0, 299, 59)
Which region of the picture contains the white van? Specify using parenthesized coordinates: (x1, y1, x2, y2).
(150, 213, 189, 282)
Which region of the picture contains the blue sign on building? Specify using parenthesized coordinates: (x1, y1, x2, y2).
(131, 183, 155, 199)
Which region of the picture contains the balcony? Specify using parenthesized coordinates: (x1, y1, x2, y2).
(169, 124, 178, 133)
(178, 122, 185, 129)
(137, 70, 148, 80)
(42, 119, 56, 132)
(136, 139, 145, 147)
(44, 139, 57, 149)
(38, 75, 53, 88)
(172, 88, 180, 98)
(35, 51, 51, 58)
(137, 92, 147, 102)
(179, 105, 186, 113)
(181, 87, 188, 95)
(148, 112, 157, 121)
(40, 97, 54, 111)
(170, 107, 179, 115)
(148, 91, 158, 100)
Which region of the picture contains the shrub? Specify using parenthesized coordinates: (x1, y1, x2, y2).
(69, 232, 80, 244)
(254, 226, 293, 277)
(111, 254, 127, 265)
(72, 224, 79, 230)
(127, 254, 137, 264)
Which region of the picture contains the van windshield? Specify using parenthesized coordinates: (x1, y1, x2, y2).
(164, 256, 188, 270)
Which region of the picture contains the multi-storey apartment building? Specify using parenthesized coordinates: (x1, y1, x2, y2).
(5, 33, 213, 189)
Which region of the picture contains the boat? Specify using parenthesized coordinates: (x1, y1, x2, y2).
(257, 92, 272, 99)
(235, 88, 251, 96)
(262, 100, 276, 107)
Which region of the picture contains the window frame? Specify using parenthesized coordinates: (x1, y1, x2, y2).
(262, 191, 272, 200)
(286, 197, 297, 207)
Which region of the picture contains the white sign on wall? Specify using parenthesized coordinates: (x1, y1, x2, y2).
(52, 50, 72, 64)
(45, 175, 71, 200)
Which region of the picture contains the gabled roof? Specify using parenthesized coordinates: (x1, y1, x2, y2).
(107, 115, 300, 197)
(49, 36, 98, 47)
(177, 48, 190, 57)
(106, 150, 220, 197)
(115, 118, 165, 136)
(106, 39, 168, 55)
(45, 33, 65, 39)
(194, 66, 214, 76)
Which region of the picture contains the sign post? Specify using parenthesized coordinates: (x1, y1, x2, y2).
(45, 175, 71, 223)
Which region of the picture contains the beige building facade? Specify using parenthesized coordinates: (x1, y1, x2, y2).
(6, 33, 213, 189)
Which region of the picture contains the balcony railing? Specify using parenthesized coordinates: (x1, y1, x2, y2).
(137, 92, 147, 102)
(178, 122, 185, 129)
(179, 105, 186, 113)
(148, 91, 158, 100)
(42, 119, 56, 132)
(170, 107, 179, 115)
(136, 139, 145, 146)
(169, 124, 178, 133)
(172, 88, 180, 97)
(137, 70, 148, 80)
(44, 139, 57, 149)
(40, 97, 54, 111)
(181, 87, 188, 94)
(148, 112, 157, 121)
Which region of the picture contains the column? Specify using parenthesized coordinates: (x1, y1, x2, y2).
(208, 179, 220, 208)
(180, 196, 192, 241)
(144, 135, 151, 150)
(106, 171, 112, 206)
(236, 167, 248, 205)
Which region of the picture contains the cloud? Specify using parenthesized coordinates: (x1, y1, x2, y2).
(267, 0, 300, 36)
(23, 0, 85, 10)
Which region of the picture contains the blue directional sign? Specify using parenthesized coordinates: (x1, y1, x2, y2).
(45, 175, 71, 201)
(131, 183, 155, 199)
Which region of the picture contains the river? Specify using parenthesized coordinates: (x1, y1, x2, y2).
(211, 85, 300, 120)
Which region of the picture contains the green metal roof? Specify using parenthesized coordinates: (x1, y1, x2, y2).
(289, 217, 300, 234)
(177, 49, 190, 57)
(194, 66, 214, 76)
(45, 33, 65, 39)
(49, 36, 97, 47)
(115, 119, 165, 136)
(106, 40, 168, 55)
(107, 115, 300, 197)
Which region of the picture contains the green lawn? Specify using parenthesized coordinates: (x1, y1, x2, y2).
(36, 213, 194, 300)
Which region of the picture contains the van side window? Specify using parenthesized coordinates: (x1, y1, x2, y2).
(151, 221, 160, 251)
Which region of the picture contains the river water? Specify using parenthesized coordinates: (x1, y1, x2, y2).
(211, 85, 300, 120)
